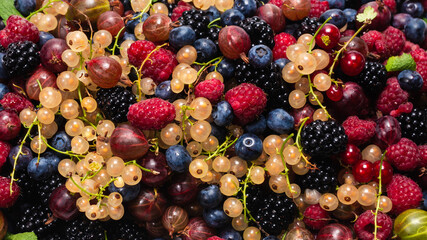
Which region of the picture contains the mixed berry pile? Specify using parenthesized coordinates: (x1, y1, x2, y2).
(0, 0, 426, 239)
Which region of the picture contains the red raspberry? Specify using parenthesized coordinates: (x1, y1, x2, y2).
(403, 41, 420, 53)
(303, 204, 330, 230)
(272, 33, 296, 60)
(386, 174, 422, 214)
(171, 4, 192, 22)
(0, 92, 34, 113)
(354, 210, 392, 240)
(225, 83, 266, 125)
(410, 47, 427, 62)
(386, 138, 421, 171)
(127, 98, 176, 130)
(384, 0, 397, 13)
(0, 176, 20, 208)
(376, 77, 409, 115)
(207, 237, 225, 240)
(309, 0, 329, 18)
(410, 48, 427, 92)
(195, 78, 224, 104)
(342, 116, 376, 146)
(361, 30, 390, 60)
(269, 0, 285, 8)
(0, 15, 39, 48)
(383, 26, 405, 56)
(0, 141, 11, 170)
(127, 40, 178, 84)
(419, 145, 427, 167)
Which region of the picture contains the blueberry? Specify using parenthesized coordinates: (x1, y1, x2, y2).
(210, 123, 227, 144)
(397, 69, 424, 91)
(169, 26, 196, 49)
(325, 0, 345, 9)
(8, 145, 33, 171)
(43, 151, 61, 170)
(320, 9, 347, 29)
(193, 38, 218, 62)
(14, 0, 36, 17)
(203, 207, 231, 228)
(122, 0, 132, 11)
(404, 18, 426, 44)
(221, 9, 245, 26)
(245, 115, 266, 135)
(401, 0, 424, 18)
(248, 44, 273, 68)
(0, 54, 8, 80)
(123, 32, 137, 41)
(155, 80, 175, 100)
(126, 12, 148, 33)
(216, 58, 236, 79)
(50, 131, 72, 154)
(392, 13, 413, 29)
(198, 185, 223, 209)
(274, 58, 290, 70)
(108, 182, 141, 202)
(27, 157, 52, 180)
(219, 228, 243, 240)
(235, 133, 263, 161)
(166, 145, 192, 172)
(0, 83, 9, 99)
(423, 191, 427, 210)
(206, 6, 221, 22)
(343, 8, 357, 29)
(38, 32, 55, 48)
(263, 236, 279, 240)
(233, 0, 257, 17)
(267, 108, 294, 134)
(212, 101, 234, 126)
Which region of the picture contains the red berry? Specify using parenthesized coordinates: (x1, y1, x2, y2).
(376, 77, 409, 115)
(0, 15, 39, 48)
(352, 160, 373, 183)
(342, 116, 376, 146)
(194, 78, 224, 104)
(0, 141, 11, 170)
(326, 84, 343, 102)
(272, 32, 296, 60)
(386, 174, 422, 214)
(386, 138, 420, 171)
(354, 210, 392, 240)
(315, 23, 340, 50)
(303, 204, 330, 230)
(0, 176, 20, 208)
(127, 98, 176, 130)
(0, 92, 34, 113)
(340, 144, 361, 165)
(372, 160, 393, 185)
(340, 51, 365, 76)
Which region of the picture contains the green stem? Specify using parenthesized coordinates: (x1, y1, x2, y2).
(203, 136, 238, 162)
(110, 27, 125, 56)
(195, 56, 224, 76)
(242, 165, 257, 223)
(40, 136, 86, 159)
(308, 17, 332, 53)
(36, 79, 43, 92)
(77, 83, 86, 117)
(26, 0, 62, 20)
(125, 160, 160, 175)
(78, 116, 96, 129)
(373, 150, 387, 240)
(70, 174, 107, 198)
(294, 117, 315, 168)
(278, 133, 296, 197)
(307, 74, 332, 119)
(208, 18, 221, 28)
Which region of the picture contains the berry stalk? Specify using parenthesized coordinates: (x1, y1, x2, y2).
(307, 74, 332, 119)
(373, 150, 387, 240)
(278, 133, 297, 197)
(26, 0, 63, 20)
(308, 17, 332, 53)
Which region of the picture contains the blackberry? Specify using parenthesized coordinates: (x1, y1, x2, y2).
(353, 61, 387, 95)
(296, 158, 338, 193)
(397, 108, 427, 144)
(65, 218, 105, 240)
(42, 232, 64, 240)
(158, 0, 177, 17)
(301, 120, 348, 157)
(207, 26, 221, 46)
(3, 41, 40, 77)
(36, 173, 65, 205)
(96, 86, 136, 123)
(234, 61, 291, 110)
(106, 219, 148, 239)
(16, 204, 59, 237)
(16, 170, 37, 200)
(238, 16, 274, 48)
(0, 45, 5, 53)
(179, 9, 210, 39)
(245, 185, 297, 235)
(294, 17, 321, 38)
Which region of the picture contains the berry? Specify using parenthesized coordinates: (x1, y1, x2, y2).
(224, 83, 267, 125)
(195, 78, 224, 104)
(383, 26, 405, 56)
(309, 0, 330, 18)
(404, 18, 426, 44)
(221, 9, 245, 26)
(2, 41, 40, 77)
(194, 38, 218, 62)
(361, 30, 390, 60)
(269, 0, 285, 8)
(212, 101, 234, 127)
(353, 61, 387, 95)
(0, 92, 34, 113)
(128, 98, 176, 130)
(314, 23, 340, 50)
(386, 174, 423, 214)
(27, 157, 52, 181)
(0, 141, 11, 170)
(384, 0, 397, 13)
(207, 237, 225, 240)
(320, 9, 347, 29)
(418, 145, 427, 167)
(352, 160, 373, 183)
(96, 86, 136, 123)
(377, 77, 409, 115)
(0, 15, 39, 48)
(106, 219, 148, 239)
(16, 204, 59, 237)
(165, 144, 192, 173)
(203, 207, 231, 229)
(386, 138, 421, 171)
(340, 144, 361, 165)
(267, 108, 294, 134)
(339, 50, 365, 76)
(0, 176, 20, 208)
(301, 120, 348, 157)
(169, 26, 196, 50)
(397, 69, 424, 91)
(238, 16, 274, 48)
(354, 210, 392, 240)
(248, 44, 273, 69)
(36, 173, 65, 206)
(235, 133, 263, 160)
(179, 9, 211, 39)
(396, 108, 427, 144)
(199, 185, 223, 209)
(65, 218, 105, 240)
(297, 157, 338, 194)
(272, 32, 296, 60)
(171, 4, 193, 22)
(303, 204, 330, 230)
(372, 160, 394, 185)
(342, 116, 376, 146)
(294, 17, 321, 39)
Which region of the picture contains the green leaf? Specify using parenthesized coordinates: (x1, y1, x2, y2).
(356, 6, 378, 23)
(5, 232, 37, 240)
(0, 0, 23, 23)
(385, 53, 417, 72)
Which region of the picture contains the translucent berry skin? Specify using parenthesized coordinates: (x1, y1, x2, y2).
(352, 160, 373, 183)
(49, 185, 78, 221)
(86, 56, 122, 88)
(340, 51, 365, 77)
(374, 115, 401, 149)
(340, 144, 361, 165)
(326, 84, 343, 102)
(110, 123, 149, 161)
(257, 3, 286, 32)
(373, 160, 393, 185)
(218, 26, 251, 59)
(317, 223, 353, 240)
(315, 23, 340, 50)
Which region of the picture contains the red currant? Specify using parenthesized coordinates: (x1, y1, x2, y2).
(326, 84, 343, 102)
(315, 23, 341, 50)
(340, 51, 365, 76)
(340, 144, 361, 165)
(372, 160, 393, 185)
(352, 160, 373, 183)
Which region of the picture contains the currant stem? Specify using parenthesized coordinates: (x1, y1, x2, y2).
(294, 117, 316, 169)
(307, 74, 332, 119)
(40, 136, 86, 159)
(110, 26, 125, 56)
(203, 136, 238, 162)
(207, 18, 221, 28)
(308, 17, 332, 54)
(26, 0, 62, 20)
(278, 133, 296, 197)
(125, 160, 160, 175)
(241, 165, 257, 223)
(373, 150, 387, 240)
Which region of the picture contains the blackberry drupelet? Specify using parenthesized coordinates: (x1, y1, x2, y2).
(245, 185, 297, 235)
(16, 170, 37, 200)
(65, 218, 105, 240)
(16, 204, 59, 237)
(36, 173, 65, 205)
(301, 120, 348, 157)
(158, 0, 177, 17)
(296, 158, 338, 193)
(353, 61, 387, 95)
(207, 26, 220, 46)
(96, 86, 136, 123)
(2, 41, 39, 77)
(294, 17, 321, 38)
(0, 45, 5, 53)
(238, 16, 274, 48)
(397, 108, 427, 144)
(235, 60, 291, 110)
(179, 9, 211, 39)
(106, 219, 148, 239)
(42, 232, 64, 240)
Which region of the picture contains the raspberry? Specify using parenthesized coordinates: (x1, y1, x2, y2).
(194, 78, 224, 104)
(361, 30, 390, 60)
(410, 47, 427, 62)
(354, 210, 392, 240)
(0, 15, 39, 48)
(376, 77, 409, 115)
(128, 98, 176, 130)
(342, 116, 376, 146)
(225, 83, 267, 125)
(207, 237, 225, 240)
(269, 0, 285, 8)
(419, 145, 427, 167)
(384, 0, 397, 13)
(410, 48, 427, 92)
(309, 0, 329, 18)
(383, 26, 405, 56)
(127, 40, 178, 84)
(171, 4, 192, 22)
(386, 174, 423, 214)
(386, 138, 421, 171)
(0, 141, 11, 170)
(0, 176, 20, 208)
(0, 92, 34, 113)
(303, 204, 329, 230)
(272, 32, 296, 60)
